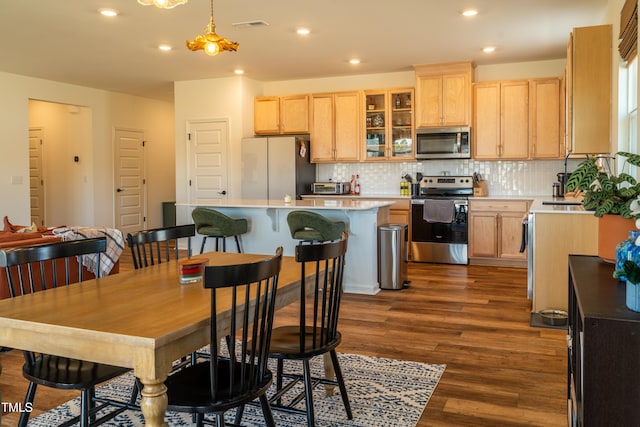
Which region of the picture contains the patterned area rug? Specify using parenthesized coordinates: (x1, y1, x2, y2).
(30, 353, 445, 427)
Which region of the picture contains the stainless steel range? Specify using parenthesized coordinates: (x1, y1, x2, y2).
(410, 176, 473, 264)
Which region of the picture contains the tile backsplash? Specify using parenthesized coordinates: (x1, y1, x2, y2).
(317, 158, 584, 197)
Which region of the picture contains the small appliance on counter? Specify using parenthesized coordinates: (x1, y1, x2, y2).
(556, 172, 572, 197)
(312, 182, 351, 195)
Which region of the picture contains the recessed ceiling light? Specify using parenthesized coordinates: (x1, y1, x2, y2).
(158, 44, 172, 51)
(349, 59, 361, 65)
(483, 46, 496, 53)
(462, 9, 478, 17)
(234, 69, 245, 75)
(99, 8, 118, 17)
(296, 28, 311, 36)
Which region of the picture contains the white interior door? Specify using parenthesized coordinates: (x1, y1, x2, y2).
(28, 128, 45, 226)
(187, 119, 229, 201)
(114, 128, 146, 235)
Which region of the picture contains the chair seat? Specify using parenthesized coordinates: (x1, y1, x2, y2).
(23, 354, 130, 390)
(197, 219, 247, 238)
(166, 359, 273, 413)
(287, 211, 346, 242)
(269, 326, 342, 359)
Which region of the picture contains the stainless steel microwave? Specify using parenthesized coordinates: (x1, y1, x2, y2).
(415, 127, 471, 160)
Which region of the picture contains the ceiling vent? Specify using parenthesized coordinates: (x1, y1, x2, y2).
(232, 20, 269, 29)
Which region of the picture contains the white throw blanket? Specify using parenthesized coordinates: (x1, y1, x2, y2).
(54, 227, 125, 277)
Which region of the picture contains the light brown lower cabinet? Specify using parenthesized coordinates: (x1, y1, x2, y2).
(469, 199, 530, 267)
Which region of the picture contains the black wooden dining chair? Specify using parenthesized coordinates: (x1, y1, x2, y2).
(126, 223, 195, 269)
(266, 234, 352, 426)
(0, 237, 138, 427)
(164, 247, 283, 427)
(127, 223, 201, 367)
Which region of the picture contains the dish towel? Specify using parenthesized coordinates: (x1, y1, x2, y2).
(55, 227, 125, 277)
(423, 199, 455, 223)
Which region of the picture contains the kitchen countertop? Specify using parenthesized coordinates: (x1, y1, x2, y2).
(301, 194, 411, 200)
(528, 197, 590, 214)
(300, 194, 592, 214)
(176, 198, 395, 210)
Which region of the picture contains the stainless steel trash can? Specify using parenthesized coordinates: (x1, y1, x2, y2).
(377, 223, 409, 290)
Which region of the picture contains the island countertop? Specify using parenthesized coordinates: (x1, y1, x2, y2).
(176, 199, 395, 210)
(528, 197, 589, 214)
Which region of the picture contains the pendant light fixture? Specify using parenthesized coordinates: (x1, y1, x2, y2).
(186, 0, 238, 56)
(137, 0, 188, 9)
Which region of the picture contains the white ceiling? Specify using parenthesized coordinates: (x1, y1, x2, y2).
(0, 0, 609, 102)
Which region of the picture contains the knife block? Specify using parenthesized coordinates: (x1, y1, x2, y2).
(473, 181, 488, 197)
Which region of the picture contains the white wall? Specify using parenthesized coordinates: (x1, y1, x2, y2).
(174, 76, 257, 226)
(29, 101, 94, 226)
(475, 59, 566, 81)
(264, 71, 415, 95)
(0, 71, 174, 228)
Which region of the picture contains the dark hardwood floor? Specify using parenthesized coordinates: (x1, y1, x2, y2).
(1, 252, 567, 426)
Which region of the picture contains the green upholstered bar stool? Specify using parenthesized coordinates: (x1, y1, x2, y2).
(286, 210, 346, 243)
(192, 207, 248, 254)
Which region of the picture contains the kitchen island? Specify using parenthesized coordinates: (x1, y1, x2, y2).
(176, 199, 394, 294)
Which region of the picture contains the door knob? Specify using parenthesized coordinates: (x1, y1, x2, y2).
(219, 190, 227, 195)
(116, 188, 123, 192)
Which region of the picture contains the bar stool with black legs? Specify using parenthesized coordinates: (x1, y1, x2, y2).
(192, 207, 248, 254)
(286, 210, 346, 244)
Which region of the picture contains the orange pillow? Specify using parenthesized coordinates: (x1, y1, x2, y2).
(3, 216, 49, 233)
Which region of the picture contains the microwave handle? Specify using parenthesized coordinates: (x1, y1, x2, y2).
(456, 132, 461, 153)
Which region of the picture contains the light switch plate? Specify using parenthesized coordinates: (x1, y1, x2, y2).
(10, 176, 23, 185)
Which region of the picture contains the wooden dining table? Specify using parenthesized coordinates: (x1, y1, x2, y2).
(0, 251, 311, 427)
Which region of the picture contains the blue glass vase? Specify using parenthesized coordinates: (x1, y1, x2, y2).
(627, 280, 640, 312)
(615, 230, 640, 281)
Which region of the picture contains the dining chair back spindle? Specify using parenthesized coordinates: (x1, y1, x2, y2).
(165, 247, 283, 427)
(127, 224, 201, 368)
(0, 237, 137, 427)
(265, 234, 352, 426)
(126, 224, 195, 269)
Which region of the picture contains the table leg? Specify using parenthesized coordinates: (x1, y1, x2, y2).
(139, 377, 168, 427)
(323, 353, 335, 396)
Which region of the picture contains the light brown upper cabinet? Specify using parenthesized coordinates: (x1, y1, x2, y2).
(363, 88, 414, 161)
(566, 25, 612, 155)
(310, 91, 361, 163)
(254, 95, 309, 135)
(414, 62, 473, 128)
(530, 78, 564, 159)
(473, 80, 529, 159)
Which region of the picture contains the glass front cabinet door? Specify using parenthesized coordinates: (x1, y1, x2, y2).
(364, 88, 414, 160)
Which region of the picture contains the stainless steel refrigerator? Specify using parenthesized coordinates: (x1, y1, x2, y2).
(241, 136, 316, 200)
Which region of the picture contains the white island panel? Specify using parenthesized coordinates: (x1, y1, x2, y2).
(176, 199, 393, 295)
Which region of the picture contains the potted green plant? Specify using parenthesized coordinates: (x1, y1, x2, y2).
(565, 151, 640, 262)
(565, 151, 640, 217)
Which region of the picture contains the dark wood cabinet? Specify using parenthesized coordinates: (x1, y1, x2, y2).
(568, 255, 640, 426)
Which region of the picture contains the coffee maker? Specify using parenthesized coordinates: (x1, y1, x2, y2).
(556, 172, 571, 197)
